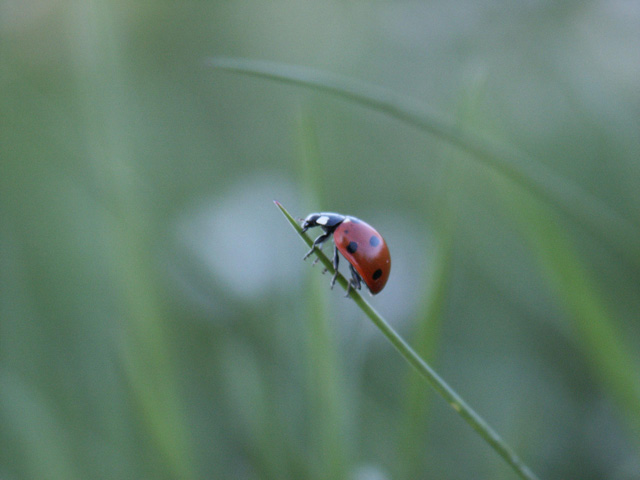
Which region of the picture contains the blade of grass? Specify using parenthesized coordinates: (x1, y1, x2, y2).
(396, 158, 458, 479)
(0, 371, 81, 480)
(396, 222, 454, 479)
(218, 340, 289, 479)
(274, 201, 540, 480)
(397, 81, 487, 479)
(71, 3, 195, 478)
(210, 58, 640, 267)
(295, 109, 348, 480)
(505, 188, 640, 446)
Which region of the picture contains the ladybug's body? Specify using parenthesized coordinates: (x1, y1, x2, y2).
(301, 212, 390, 296)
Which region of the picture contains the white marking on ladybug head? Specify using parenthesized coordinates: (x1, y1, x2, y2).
(316, 215, 330, 225)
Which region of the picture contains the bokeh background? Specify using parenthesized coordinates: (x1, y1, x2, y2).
(2, 1, 640, 479)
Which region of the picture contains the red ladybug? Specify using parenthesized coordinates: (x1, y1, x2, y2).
(301, 212, 391, 296)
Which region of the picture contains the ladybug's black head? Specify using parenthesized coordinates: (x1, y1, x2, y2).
(300, 212, 346, 234)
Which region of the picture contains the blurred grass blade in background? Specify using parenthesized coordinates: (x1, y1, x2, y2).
(0, 371, 80, 480)
(504, 186, 640, 448)
(295, 110, 349, 479)
(208, 58, 640, 268)
(396, 157, 458, 479)
(69, 3, 196, 478)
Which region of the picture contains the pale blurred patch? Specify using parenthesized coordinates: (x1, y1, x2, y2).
(351, 463, 390, 480)
(175, 173, 303, 301)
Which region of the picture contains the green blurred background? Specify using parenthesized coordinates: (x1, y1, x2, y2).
(2, 1, 640, 479)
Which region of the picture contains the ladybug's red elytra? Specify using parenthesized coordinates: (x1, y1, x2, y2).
(301, 212, 391, 296)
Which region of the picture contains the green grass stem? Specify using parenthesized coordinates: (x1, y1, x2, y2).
(274, 201, 541, 480)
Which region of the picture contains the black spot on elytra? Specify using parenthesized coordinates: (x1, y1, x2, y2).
(369, 236, 380, 247)
(347, 241, 358, 254)
(372, 269, 383, 280)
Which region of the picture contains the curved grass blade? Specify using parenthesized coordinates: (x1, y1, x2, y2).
(274, 201, 540, 480)
(211, 58, 640, 266)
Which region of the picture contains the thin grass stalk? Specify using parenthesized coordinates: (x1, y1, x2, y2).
(295, 110, 349, 479)
(274, 201, 540, 480)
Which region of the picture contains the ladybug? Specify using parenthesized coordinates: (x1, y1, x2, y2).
(300, 212, 391, 296)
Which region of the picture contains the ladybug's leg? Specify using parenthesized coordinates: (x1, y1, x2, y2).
(345, 263, 362, 297)
(303, 231, 331, 260)
(330, 244, 340, 289)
